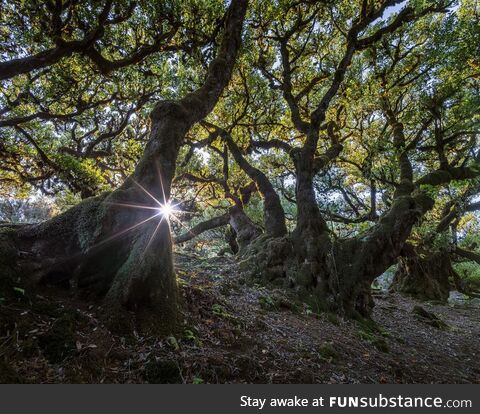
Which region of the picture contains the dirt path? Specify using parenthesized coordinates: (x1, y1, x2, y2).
(1, 253, 479, 383)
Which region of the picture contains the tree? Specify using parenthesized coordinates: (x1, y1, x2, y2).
(222, 0, 467, 315)
(392, 181, 480, 301)
(1, 0, 248, 332)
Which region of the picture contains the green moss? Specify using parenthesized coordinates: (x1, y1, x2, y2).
(372, 337, 390, 353)
(183, 328, 202, 347)
(319, 341, 338, 361)
(73, 193, 109, 250)
(259, 294, 276, 310)
(325, 312, 340, 325)
(212, 303, 233, 319)
(355, 317, 389, 352)
(355, 316, 379, 333)
(358, 329, 390, 352)
(358, 329, 376, 342)
(299, 292, 328, 315)
(412, 305, 449, 330)
(32, 192, 109, 253)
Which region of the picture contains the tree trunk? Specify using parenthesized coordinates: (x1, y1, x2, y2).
(289, 155, 334, 304)
(174, 212, 230, 244)
(391, 245, 453, 302)
(241, 183, 434, 316)
(9, 107, 189, 332)
(235, 120, 434, 316)
(232, 123, 435, 316)
(228, 205, 262, 250)
(391, 245, 480, 301)
(225, 133, 287, 237)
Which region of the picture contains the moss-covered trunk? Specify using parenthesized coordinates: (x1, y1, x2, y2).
(288, 157, 339, 309)
(229, 205, 262, 250)
(391, 245, 454, 302)
(243, 183, 434, 317)
(7, 105, 187, 332)
(224, 132, 287, 238)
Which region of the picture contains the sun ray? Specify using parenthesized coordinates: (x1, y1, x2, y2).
(158, 202, 174, 219)
(105, 202, 160, 211)
(156, 160, 167, 205)
(144, 215, 165, 253)
(97, 174, 192, 254)
(93, 211, 162, 248)
(132, 179, 162, 206)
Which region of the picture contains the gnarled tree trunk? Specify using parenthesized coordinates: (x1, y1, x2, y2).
(240, 112, 435, 317)
(391, 245, 480, 301)
(173, 203, 260, 253)
(224, 131, 287, 238)
(391, 245, 453, 302)
(228, 205, 262, 250)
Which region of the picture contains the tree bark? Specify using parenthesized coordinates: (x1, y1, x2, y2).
(174, 206, 261, 254)
(391, 245, 453, 302)
(228, 205, 262, 250)
(288, 147, 333, 297)
(242, 117, 435, 316)
(224, 133, 287, 237)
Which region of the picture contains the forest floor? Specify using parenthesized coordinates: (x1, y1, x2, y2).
(1, 252, 479, 383)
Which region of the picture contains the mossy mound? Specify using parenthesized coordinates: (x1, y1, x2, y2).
(319, 341, 338, 360)
(356, 317, 390, 353)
